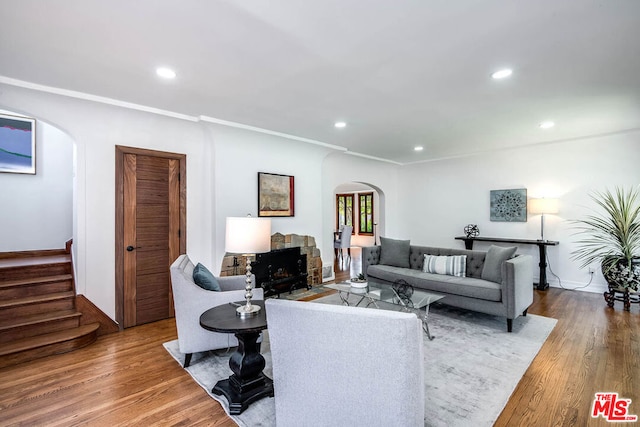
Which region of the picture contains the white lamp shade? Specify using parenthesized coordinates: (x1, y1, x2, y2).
(529, 198, 559, 215)
(225, 217, 272, 254)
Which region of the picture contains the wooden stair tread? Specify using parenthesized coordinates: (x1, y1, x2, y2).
(0, 291, 75, 309)
(0, 255, 71, 269)
(0, 323, 100, 356)
(0, 309, 81, 331)
(0, 274, 73, 289)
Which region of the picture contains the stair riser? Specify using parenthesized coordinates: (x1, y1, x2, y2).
(0, 280, 74, 299)
(0, 330, 98, 369)
(0, 299, 75, 321)
(0, 316, 81, 344)
(0, 264, 71, 282)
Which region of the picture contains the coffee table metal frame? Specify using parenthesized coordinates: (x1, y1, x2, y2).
(325, 282, 444, 340)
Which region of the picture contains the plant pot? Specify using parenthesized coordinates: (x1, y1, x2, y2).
(602, 257, 640, 292)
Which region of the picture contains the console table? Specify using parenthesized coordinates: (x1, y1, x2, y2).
(455, 236, 559, 291)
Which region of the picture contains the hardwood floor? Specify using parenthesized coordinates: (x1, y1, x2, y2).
(1, 247, 638, 426)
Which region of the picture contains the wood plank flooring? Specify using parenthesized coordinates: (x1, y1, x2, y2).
(1, 247, 638, 426)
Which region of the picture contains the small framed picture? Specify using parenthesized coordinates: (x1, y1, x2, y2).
(258, 172, 295, 217)
(0, 113, 36, 174)
(490, 188, 527, 222)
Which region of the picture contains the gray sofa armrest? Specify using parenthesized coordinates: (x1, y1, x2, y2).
(218, 274, 263, 299)
(361, 246, 381, 279)
(502, 254, 534, 319)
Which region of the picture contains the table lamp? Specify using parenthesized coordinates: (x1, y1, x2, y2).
(529, 198, 559, 241)
(225, 216, 271, 318)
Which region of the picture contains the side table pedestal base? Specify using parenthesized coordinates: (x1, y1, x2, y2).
(211, 330, 274, 415)
(212, 373, 274, 415)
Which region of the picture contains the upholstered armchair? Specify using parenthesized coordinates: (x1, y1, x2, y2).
(169, 254, 263, 367)
(333, 225, 353, 259)
(265, 298, 424, 426)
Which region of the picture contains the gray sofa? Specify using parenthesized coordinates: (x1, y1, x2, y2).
(362, 240, 533, 332)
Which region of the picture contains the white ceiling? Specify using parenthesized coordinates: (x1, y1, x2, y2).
(1, 0, 639, 164)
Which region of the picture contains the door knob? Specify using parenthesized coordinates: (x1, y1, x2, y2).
(126, 246, 135, 252)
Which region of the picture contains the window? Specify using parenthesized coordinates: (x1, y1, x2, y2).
(358, 192, 374, 235)
(336, 194, 354, 231)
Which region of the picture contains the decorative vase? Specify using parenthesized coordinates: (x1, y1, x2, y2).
(349, 279, 368, 289)
(602, 257, 640, 292)
(603, 257, 640, 311)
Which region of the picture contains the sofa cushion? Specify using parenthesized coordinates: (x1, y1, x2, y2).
(408, 246, 486, 279)
(379, 237, 411, 268)
(367, 264, 502, 302)
(422, 254, 467, 277)
(193, 263, 221, 291)
(481, 245, 517, 283)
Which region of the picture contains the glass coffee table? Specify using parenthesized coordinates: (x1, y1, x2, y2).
(325, 281, 445, 340)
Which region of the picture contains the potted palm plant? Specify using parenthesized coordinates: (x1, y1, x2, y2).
(571, 186, 640, 309)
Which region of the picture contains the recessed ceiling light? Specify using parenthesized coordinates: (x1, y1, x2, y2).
(491, 69, 513, 79)
(539, 121, 555, 129)
(156, 67, 176, 79)
(414, 146, 424, 152)
(334, 121, 347, 128)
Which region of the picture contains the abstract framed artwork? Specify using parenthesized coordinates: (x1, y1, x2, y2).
(490, 188, 527, 222)
(258, 172, 295, 217)
(0, 114, 36, 174)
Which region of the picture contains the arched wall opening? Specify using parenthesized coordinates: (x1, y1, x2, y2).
(0, 109, 75, 256)
(333, 181, 386, 248)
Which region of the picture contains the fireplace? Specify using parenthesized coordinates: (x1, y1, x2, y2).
(251, 247, 309, 297)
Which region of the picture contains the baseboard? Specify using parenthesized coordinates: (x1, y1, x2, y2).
(545, 279, 607, 294)
(76, 294, 120, 336)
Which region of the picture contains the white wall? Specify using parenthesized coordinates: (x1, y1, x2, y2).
(3, 80, 637, 323)
(0, 113, 73, 251)
(0, 83, 341, 321)
(0, 85, 211, 319)
(398, 131, 640, 293)
(209, 122, 333, 274)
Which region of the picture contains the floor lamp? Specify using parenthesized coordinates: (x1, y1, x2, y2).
(529, 198, 559, 241)
(225, 216, 271, 318)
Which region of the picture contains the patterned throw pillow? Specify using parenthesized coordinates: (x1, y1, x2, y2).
(422, 254, 467, 277)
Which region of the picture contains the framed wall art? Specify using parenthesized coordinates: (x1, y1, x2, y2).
(0, 114, 36, 174)
(490, 188, 527, 222)
(258, 172, 295, 217)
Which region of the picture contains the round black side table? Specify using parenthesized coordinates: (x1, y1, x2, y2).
(199, 301, 273, 415)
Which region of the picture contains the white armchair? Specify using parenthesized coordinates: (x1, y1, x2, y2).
(265, 298, 425, 427)
(169, 254, 263, 367)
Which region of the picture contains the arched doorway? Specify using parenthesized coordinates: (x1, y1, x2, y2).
(333, 181, 385, 277)
(0, 111, 74, 253)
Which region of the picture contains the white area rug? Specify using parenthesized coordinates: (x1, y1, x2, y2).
(164, 294, 556, 427)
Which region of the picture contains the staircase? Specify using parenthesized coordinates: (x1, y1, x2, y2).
(0, 248, 100, 369)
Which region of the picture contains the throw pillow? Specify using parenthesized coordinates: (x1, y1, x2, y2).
(481, 245, 517, 283)
(379, 237, 411, 268)
(193, 262, 221, 291)
(422, 254, 467, 277)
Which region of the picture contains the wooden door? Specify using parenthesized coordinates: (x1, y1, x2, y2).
(115, 146, 186, 329)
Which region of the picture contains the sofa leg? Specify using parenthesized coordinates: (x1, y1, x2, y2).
(184, 353, 193, 368)
(522, 308, 528, 316)
(507, 319, 513, 333)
